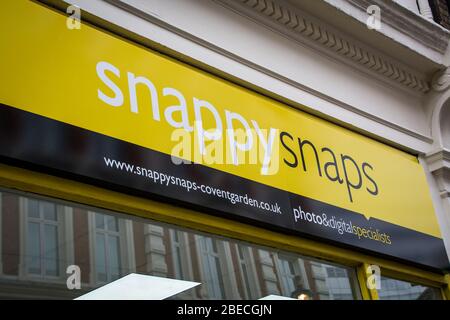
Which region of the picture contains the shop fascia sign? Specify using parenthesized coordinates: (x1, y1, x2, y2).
(0, 0, 448, 271)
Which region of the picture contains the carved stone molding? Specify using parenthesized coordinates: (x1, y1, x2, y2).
(218, 0, 432, 93)
(426, 149, 450, 198)
(432, 167, 450, 199)
(347, 0, 449, 54)
(432, 67, 450, 92)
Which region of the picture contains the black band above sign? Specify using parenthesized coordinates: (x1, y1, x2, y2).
(0, 104, 448, 271)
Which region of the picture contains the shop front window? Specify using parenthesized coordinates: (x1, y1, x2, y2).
(196, 236, 226, 299)
(0, 188, 366, 299)
(325, 267, 355, 300)
(236, 244, 258, 299)
(377, 276, 442, 300)
(277, 257, 297, 297)
(169, 230, 185, 280)
(94, 213, 121, 283)
(25, 199, 60, 278)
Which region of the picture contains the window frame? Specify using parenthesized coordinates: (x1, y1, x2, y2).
(195, 235, 228, 299)
(94, 212, 122, 283)
(275, 254, 299, 298)
(234, 243, 262, 299)
(18, 196, 69, 282)
(169, 229, 188, 280)
(88, 211, 131, 284)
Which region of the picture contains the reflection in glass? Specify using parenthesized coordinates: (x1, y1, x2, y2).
(0, 189, 387, 300)
(25, 198, 60, 278)
(26, 222, 41, 275)
(27, 199, 39, 219)
(95, 213, 104, 229)
(197, 236, 226, 299)
(170, 230, 185, 279)
(106, 215, 118, 232)
(95, 233, 107, 282)
(42, 201, 56, 221)
(237, 245, 254, 299)
(377, 276, 442, 300)
(278, 257, 296, 297)
(94, 213, 121, 283)
(44, 224, 58, 276)
(108, 235, 121, 281)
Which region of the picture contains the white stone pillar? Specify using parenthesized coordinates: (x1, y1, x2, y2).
(418, 0, 435, 21)
(424, 66, 450, 263)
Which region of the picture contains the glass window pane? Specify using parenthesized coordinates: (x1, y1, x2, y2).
(278, 258, 295, 296)
(95, 213, 105, 230)
(377, 276, 442, 300)
(320, 266, 353, 300)
(211, 239, 219, 253)
(27, 199, 40, 219)
(170, 230, 184, 279)
(174, 246, 184, 279)
(44, 224, 59, 276)
(197, 237, 226, 299)
(214, 256, 226, 299)
(108, 235, 121, 281)
(1, 189, 364, 300)
(42, 201, 56, 221)
(241, 262, 252, 298)
(106, 215, 118, 232)
(26, 222, 41, 274)
(95, 233, 107, 282)
(237, 244, 245, 260)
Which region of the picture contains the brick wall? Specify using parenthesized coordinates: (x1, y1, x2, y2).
(429, 0, 450, 29)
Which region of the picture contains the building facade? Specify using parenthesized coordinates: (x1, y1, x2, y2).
(0, 0, 450, 300)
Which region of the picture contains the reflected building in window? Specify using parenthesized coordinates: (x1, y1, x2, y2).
(0, 190, 416, 300)
(377, 277, 442, 300)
